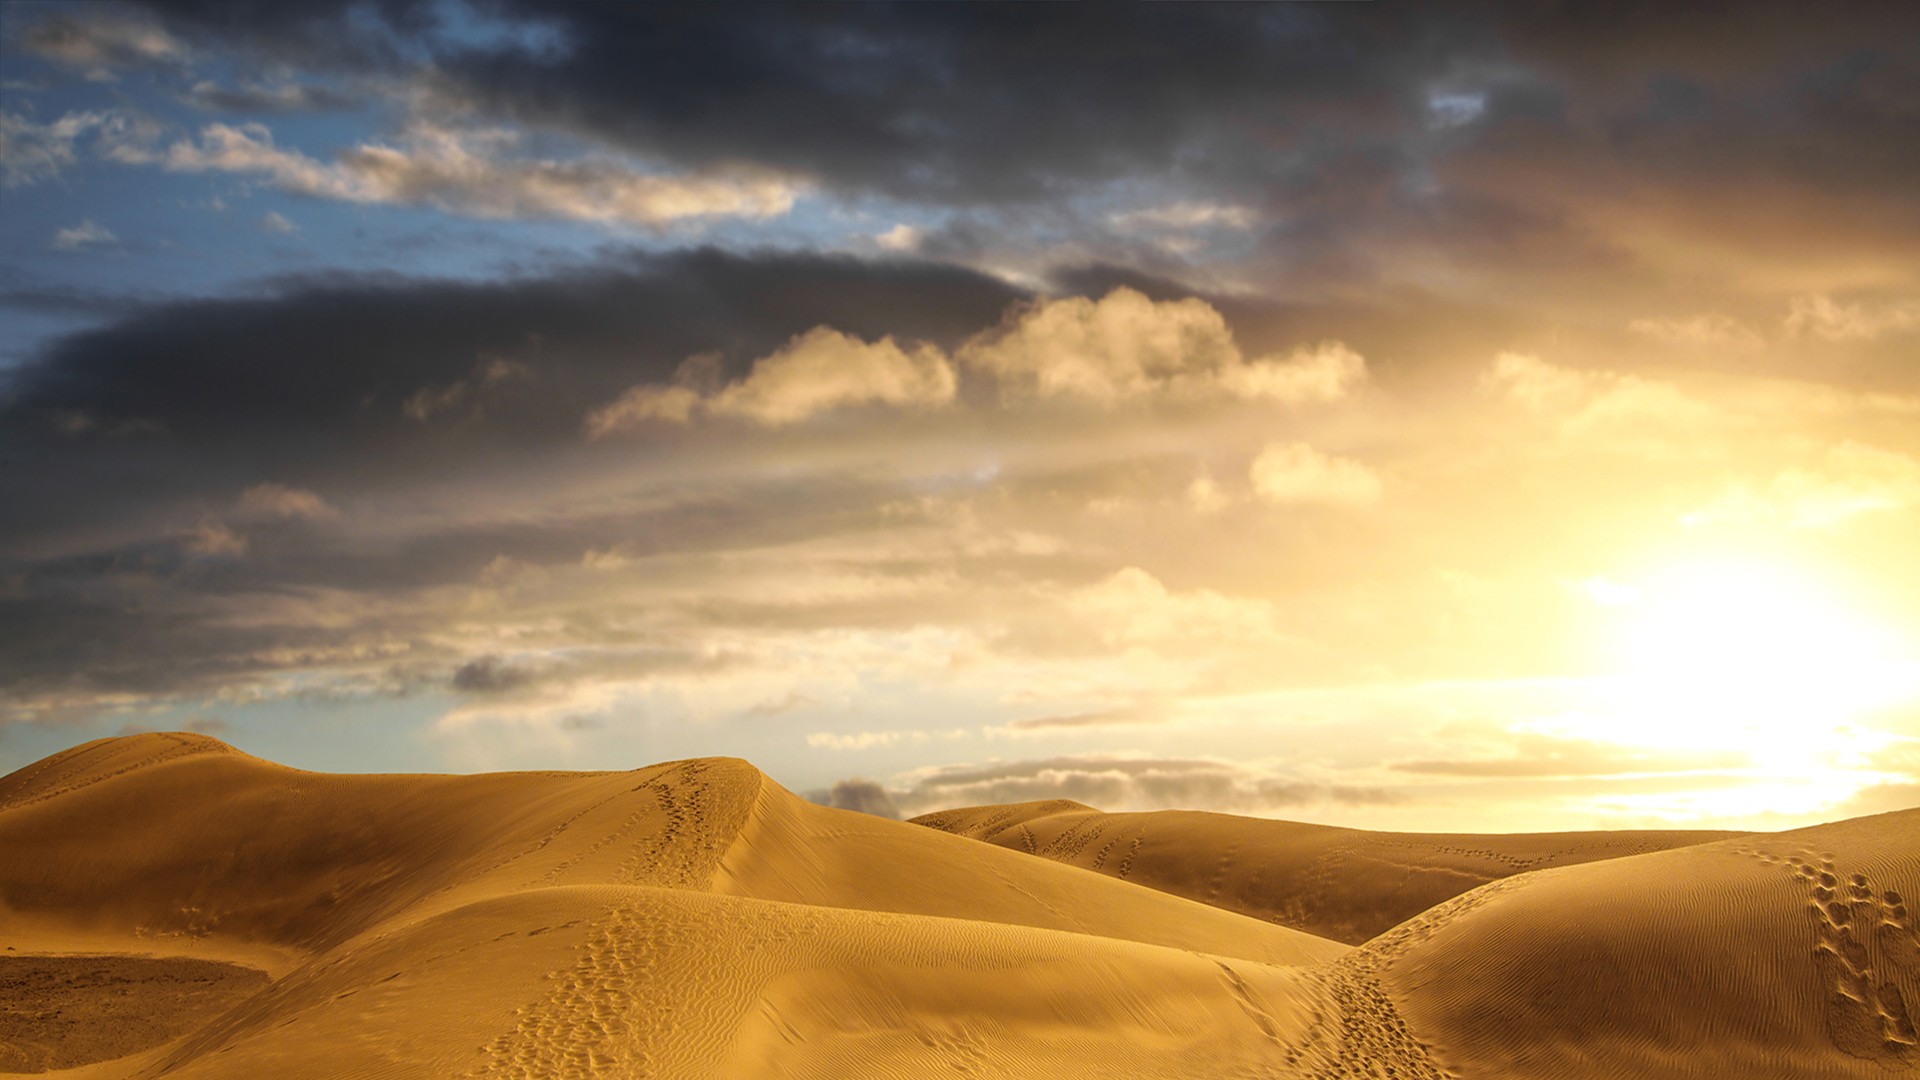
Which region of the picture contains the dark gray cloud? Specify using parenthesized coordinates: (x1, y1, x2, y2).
(449, 655, 537, 694)
(0, 248, 1023, 549)
(96, 1, 1915, 228)
(805, 778, 900, 820)
(894, 756, 1403, 816)
(116, 0, 1438, 205)
(0, 247, 1032, 716)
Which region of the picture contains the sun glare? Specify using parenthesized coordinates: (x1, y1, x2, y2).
(1595, 559, 1920, 769)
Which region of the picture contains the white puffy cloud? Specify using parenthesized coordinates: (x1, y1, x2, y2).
(960, 288, 1238, 401)
(1218, 341, 1367, 403)
(158, 121, 802, 226)
(588, 292, 1364, 435)
(590, 327, 955, 433)
(709, 327, 956, 425)
(958, 288, 1366, 404)
(1249, 442, 1382, 506)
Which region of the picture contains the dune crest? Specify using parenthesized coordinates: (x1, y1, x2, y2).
(1370, 811, 1920, 1079)
(912, 800, 1739, 943)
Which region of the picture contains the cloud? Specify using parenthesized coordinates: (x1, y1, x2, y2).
(235, 483, 336, 521)
(808, 731, 902, 751)
(408, 4, 1424, 207)
(1005, 707, 1160, 731)
(1185, 475, 1230, 514)
(1249, 442, 1382, 506)
(588, 289, 1364, 432)
(450, 656, 541, 694)
(1071, 567, 1278, 651)
(1786, 294, 1920, 343)
(585, 384, 702, 432)
(710, 327, 956, 425)
(1, 111, 104, 187)
(892, 755, 1401, 816)
(1479, 352, 1713, 441)
(804, 778, 901, 819)
(57, 0, 1920, 317)
(957, 288, 1366, 404)
(876, 224, 922, 251)
(959, 288, 1238, 402)
(184, 79, 361, 114)
(2, 246, 1019, 466)
(50, 219, 116, 251)
(1109, 202, 1259, 231)
(590, 327, 955, 431)
(18, 11, 189, 74)
(1479, 352, 1590, 411)
(1219, 342, 1368, 404)
(1627, 312, 1765, 352)
(1685, 441, 1920, 529)
(256, 211, 299, 234)
(1391, 732, 1749, 778)
(403, 356, 533, 424)
(157, 120, 803, 227)
(182, 522, 249, 557)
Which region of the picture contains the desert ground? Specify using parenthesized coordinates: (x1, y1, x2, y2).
(2, 733, 1917, 1078)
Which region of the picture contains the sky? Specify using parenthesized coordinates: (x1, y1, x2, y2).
(4, 0, 1920, 832)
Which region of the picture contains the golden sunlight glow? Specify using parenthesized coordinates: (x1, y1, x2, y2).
(1588, 558, 1920, 771)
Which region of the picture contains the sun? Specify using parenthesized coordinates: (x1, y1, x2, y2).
(1594, 558, 1919, 767)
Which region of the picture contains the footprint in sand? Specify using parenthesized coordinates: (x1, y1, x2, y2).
(1801, 859, 1919, 1064)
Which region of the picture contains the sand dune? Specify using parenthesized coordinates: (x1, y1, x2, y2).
(2, 733, 1916, 1078)
(912, 799, 1738, 943)
(1, 734, 1342, 1078)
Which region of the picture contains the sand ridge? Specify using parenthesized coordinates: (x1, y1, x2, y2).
(1365, 812, 1920, 1078)
(911, 799, 1740, 944)
(4, 733, 1918, 1078)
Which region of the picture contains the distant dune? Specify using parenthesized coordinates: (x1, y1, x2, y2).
(909, 800, 1738, 943)
(2, 733, 1916, 1078)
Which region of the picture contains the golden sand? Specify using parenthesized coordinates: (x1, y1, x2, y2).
(2, 733, 1915, 1077)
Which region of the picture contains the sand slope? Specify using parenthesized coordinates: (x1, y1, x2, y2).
(1365, 810, 1920, 1079)
(911, 799, 1737, 943)
(5, 733, 1918, 1079)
